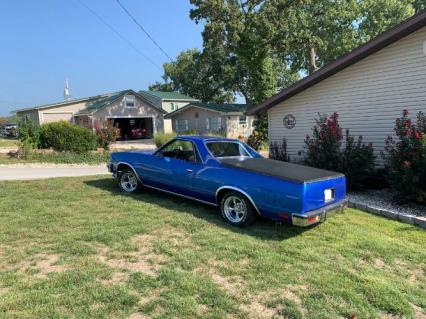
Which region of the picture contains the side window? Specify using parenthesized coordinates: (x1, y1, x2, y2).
(157, 140, 199, 163)
(175, 119, 189, 132)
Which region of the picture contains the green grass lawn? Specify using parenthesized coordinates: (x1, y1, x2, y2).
(0, 152, 110, 165)
(0, 137, 18, 148)
(0, 176, 424, 319)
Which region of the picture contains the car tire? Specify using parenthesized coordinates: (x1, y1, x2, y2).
(118, 168, 142, 193)
(220, 191, 257, 227)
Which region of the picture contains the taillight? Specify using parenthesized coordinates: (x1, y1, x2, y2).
(307, 215, 321, 224)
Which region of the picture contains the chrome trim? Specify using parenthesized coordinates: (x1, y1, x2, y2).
(143, 184, 217, 206)
(292, 198, 348, 227)
(204, 140, 253, 160)
(115, 160, 217, 206)
(115, 160, 216, 207)
(215, 186, 261, 215)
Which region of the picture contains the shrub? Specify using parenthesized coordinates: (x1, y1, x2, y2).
(269, 138, 290, 162)
(252, 115, 268, 143)
(40, 121, 97, 153)
(304, 112, 376, 190)
(340, 129, 375, 190)
(18, 117, 41, 147)
(16, 140, 34, 159)
(246, 131, 263, 151)
(154, 132, 177, 148)
(304, 112, 342, 171)
(94, 121, 120, 150)
(382, 110, 426, 204)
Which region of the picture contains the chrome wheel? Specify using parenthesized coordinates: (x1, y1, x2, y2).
(223, 195, 247, 223)
(120, 171, 138, 193)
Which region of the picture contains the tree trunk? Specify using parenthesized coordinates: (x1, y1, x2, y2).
(308, 46, 317, 75)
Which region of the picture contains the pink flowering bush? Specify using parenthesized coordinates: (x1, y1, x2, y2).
(304, 112, 343, 171)
(94, 120, 120, 150)
(382, 110, 426, 204)
(304, 112, 375, 190)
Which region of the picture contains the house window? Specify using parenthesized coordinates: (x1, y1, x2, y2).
(171, 102, 178, 111)
(206, 117, 222, 132)
(125, 95, 136, 108)
(239, 116, 247, 125)
(176, 119, 189, 132)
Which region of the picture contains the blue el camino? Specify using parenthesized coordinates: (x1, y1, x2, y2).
(108, 136, 348, 227)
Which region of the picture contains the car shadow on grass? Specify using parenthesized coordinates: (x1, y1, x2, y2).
(84, 178, 310, 241)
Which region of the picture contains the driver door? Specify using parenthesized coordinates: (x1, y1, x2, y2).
(144, 139, 201, 196)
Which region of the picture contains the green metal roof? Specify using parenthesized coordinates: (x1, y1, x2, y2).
(139, 90, 199, 105)
(74, 89, 167, 115)
(74, 90, 130, 115)
(164, 102, 248, 118)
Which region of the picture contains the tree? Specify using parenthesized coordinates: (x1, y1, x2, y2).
(150, 49, 235, 103)
(190, 0, 299, 104)
(358, 0, 415, 40)
(262, 0, 364, 74)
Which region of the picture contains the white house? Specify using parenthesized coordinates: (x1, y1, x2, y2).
(247, 11, 426, 164)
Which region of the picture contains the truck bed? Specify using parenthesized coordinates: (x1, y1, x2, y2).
(220, 158, 344, 184)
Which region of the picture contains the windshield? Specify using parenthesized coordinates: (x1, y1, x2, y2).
(206, 141, 251, 158)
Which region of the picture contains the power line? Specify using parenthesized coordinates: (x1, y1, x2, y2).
(115, 0, 173, 61)
(76, 0, 161, 70)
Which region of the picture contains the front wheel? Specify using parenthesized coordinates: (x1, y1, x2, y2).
(220, 191, 257, 227)
(118, 168, 142, 193)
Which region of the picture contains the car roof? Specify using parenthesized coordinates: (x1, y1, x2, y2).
(175, 135, 241, 143)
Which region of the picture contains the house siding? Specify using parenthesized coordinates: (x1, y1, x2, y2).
(17, 109, 40, 124)
(170, 107, 225, 135)
(268, 27, 426, 164)
(161, 101, 194, 113)
(225, 115, 254, 138)
(93, 94, 164, 134)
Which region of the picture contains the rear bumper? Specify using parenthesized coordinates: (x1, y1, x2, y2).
(292, 198, 348, 227)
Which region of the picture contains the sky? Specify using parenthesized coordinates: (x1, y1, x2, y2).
(0, 0, 204, 116)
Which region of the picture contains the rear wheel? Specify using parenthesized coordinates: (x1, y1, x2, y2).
(118, 168, 142, 193)
(220, 191, 257, 227)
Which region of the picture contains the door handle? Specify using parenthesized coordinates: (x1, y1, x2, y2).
(186, 169, 193, 173)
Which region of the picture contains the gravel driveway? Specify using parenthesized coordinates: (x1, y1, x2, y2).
(0, 164, 108, 181)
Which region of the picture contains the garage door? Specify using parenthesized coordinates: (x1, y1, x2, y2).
(42, 112, 73, 123)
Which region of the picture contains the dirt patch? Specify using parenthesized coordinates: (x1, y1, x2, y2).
(34, 254, 66, 278)
(0, 287, 9, 295)
(101, 271, 129, 285)
(1, 253, 66, 278)
(240, 297, 276, 319)
(209, 271, 243, 296)
(98, 228, 191, 276)
(127, 313, 150, 319)
(241, 286, 307, 319)
(373, 258, 385, 268)
(412, 304, 426, 319)
(98, 246, 160, 276)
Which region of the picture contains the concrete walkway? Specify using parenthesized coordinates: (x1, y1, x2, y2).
(0, 164, 108, 181)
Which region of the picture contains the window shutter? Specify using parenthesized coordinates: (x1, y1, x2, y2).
(175, 120, 179, 131)
(185, 120, 189, 131)
(206, 118, 209, 130)
(218, 117, 222, 129)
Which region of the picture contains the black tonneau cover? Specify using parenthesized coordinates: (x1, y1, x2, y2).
(220, 158, 344, 184)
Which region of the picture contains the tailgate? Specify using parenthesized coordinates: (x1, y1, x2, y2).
(302, 175, 346, 213)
